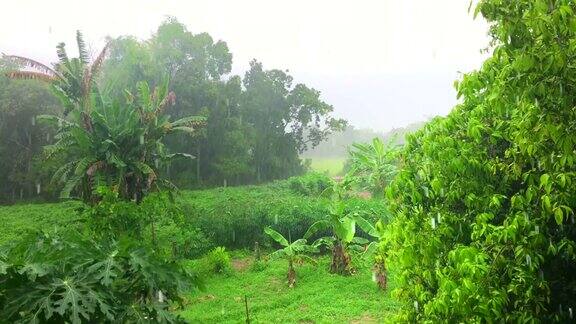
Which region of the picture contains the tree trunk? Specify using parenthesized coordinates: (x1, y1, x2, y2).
(374, 260, 387, 290)
(330, 241, 352, 275)
(287, 260, 296, 287)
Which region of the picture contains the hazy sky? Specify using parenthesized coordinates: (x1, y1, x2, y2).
(0, 0, 490, 132)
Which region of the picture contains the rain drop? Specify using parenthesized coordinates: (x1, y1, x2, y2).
(157, 290, 165, 303)
(139, 135, 145, 145)
(526, 254, 531, 267)
(154, 159, 159, 168)
(431, 217, 436, 229)
(36, 183, 41, 195)
(372, 272, 377, 283)
(437, 213, 441, 224)
(274, 214, 278, 224)
(535, 225, 539, 234)
(569, 307, 573, 319)
(414, 300, 419, 312)
(31, 116, 36, 126)
(232, 229, 236, 242)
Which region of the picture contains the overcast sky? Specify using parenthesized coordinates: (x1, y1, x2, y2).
(0, 0, 490, 132)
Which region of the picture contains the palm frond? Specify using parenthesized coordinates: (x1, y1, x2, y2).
(5, 71, 56, 82)
(76, 31, 90, 64)
(156, 91, 176, 113)
(56, 42, 70, 65)
(2, 55, 61, 78)
(90, 42, 109, 77)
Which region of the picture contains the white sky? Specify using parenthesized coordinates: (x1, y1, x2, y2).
(0, 0, 490, 131)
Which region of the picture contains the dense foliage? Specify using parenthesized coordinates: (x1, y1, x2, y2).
(386, 0, 576, 321)
(102, 18, 345, 187)
(0, 20, 345, 203)
(180, 176, 387, 250)
(0, 231, 196, 323)
(348, 138, 400, 196)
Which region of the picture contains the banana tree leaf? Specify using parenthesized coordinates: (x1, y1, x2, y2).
(334, 217, 355, 243)
(303, 220, 331, 239)
(264, 227, 289, 247)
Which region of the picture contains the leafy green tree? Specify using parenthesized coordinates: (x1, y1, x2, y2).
(386, 0, 576, 321)
(0, 60, 62, 202)
(242, 60, 346, 182)
(264, 227, 317, 287)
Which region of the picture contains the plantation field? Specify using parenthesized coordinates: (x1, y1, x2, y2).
(307, 157, 346, 176)
(0, 176, 396, 322)
(181, 252, 397, 323)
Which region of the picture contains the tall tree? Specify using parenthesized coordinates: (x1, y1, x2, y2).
(242, 60, 346, 182)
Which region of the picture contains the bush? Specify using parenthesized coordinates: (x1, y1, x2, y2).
(0, 230, 199, 323)
(86, 188, 215, 259)
(287, 172, 333, 196)
(386, 1, 576, 322)
(205, 247, 232, 274)
(179, 180, 387, 250)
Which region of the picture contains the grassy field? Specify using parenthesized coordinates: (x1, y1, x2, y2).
(307, 157, 346, 176)
(0, 201, 82, 245)
(181, 253, 397, 323)
(0, 179, 397, 322)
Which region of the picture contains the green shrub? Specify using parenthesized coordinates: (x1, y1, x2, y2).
(0, 230, 199, 323)
(179, 181, 387, 250)
(86, 188, 214, 259)
(205, 247, 232, 274)
(288, 172, 333, 196)
(386, 1, 576, 322)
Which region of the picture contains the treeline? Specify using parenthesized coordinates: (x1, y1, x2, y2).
(0, 18, 345, 203)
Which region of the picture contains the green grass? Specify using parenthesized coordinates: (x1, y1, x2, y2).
(307, 157, 346, 176)
(0, 201, 82, 246)
(180, 254, 397, 323)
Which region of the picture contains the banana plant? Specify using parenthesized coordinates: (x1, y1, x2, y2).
(38, 80, 205, 204)
(264, 227, 317, 287)
(357, 220, 388, 290)
(348, 137, 400, 195)
(304, 176, 376, 275)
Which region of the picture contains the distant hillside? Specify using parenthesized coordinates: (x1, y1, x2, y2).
(302, 120, 428, 158)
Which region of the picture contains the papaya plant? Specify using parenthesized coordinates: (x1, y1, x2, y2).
(264, 227, 316, 287)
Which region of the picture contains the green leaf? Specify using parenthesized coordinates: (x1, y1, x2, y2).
(335, 217, 356, 243)
(303, 220, 330, 239)
(264, 227, 289, 246)
(554, 208, 563, 225)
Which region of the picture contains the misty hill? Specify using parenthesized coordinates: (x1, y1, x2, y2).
(302, 120, 428, 158)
